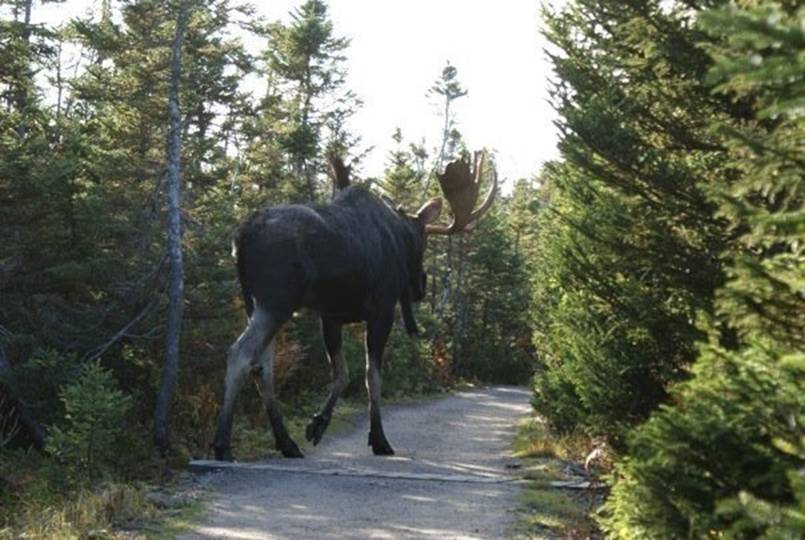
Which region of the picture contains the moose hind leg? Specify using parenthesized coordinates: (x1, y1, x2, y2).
(365, 314, 394, 455)
(258, 339, 303, 458)
(213, 306, 274, 461)
(306, 317, 348, 445)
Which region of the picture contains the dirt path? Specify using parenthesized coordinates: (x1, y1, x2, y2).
(182, 386, 532, 539)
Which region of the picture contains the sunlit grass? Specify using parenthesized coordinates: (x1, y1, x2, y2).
(0, 481, 158, 540)
(150, 499, 207, 540)
(512, 416, 591, 462)
(510, 415, 602, 539)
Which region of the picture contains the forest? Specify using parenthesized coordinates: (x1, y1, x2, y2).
(0, 0, 802, 538)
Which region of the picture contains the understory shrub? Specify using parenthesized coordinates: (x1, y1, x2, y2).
(46, 363, 132, 484)
(600, 343, 803, 538)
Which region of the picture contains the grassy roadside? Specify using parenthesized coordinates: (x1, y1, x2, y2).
(510, 415, 603, 539)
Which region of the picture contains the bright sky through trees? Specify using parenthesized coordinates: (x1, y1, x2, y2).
(271, 0, 561, 184)
(36, 0, 560, 184)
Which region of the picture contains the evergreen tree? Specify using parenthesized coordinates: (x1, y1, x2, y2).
(251, 0, 358, 203)
(377, 128, 425, 209)
(457, 199, 534, 383)
(602, 4, 804, 536)
(531, 0, 736, 444)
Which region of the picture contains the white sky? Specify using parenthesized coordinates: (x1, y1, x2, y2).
(35, 0, 561, 184)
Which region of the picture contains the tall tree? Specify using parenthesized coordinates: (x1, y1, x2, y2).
(531, 0, 736, 443)
(154, 0, 190, 455)
(257, 0, 357, 202)
(602, 3, 805, 536)
(424, 62, 468, 317)
(427, 61, 467, 176)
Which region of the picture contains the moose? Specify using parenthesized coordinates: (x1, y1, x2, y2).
(213, 152, 496, 460)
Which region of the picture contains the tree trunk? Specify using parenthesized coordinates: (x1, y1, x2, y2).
(154, 3, 189, 456)
(451, 236, 467, 366)
(0, 345, 46, 450)
(13, 0, 33, 136)
(435, 235, 453, 318)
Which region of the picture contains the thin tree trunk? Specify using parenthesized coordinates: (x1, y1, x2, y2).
(13, 0, 33, 135)
(435, 235, 453, 318)
(0, 345, 46, 450)
(154, 3, 189, 456)
(301, 63, 316, 201)
(429, 91, 455, 317)
(451, 236, 467, 365)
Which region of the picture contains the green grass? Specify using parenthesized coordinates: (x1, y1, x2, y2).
(146, 499, 206, 539)
(510, 415, 601, 539)
(512, 416, 591, 462)
(0, 480, 159, 540)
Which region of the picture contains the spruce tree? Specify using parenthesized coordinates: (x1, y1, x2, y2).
(253, 0, 358, 203)
(531, 0, 736, 443)
(602, 4, 804, 536)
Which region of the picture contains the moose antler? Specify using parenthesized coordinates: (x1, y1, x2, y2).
(425, 151, 497, 235)
(328, 155, 351, 192)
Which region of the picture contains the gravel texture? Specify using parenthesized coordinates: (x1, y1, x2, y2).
(181, 386, 532, 540)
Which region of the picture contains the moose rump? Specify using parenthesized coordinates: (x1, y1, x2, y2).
(213, 187, 437, 459)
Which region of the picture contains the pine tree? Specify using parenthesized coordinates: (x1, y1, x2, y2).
(377, 128, 425, 209)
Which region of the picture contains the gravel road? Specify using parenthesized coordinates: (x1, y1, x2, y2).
(182, 386, 532, 540)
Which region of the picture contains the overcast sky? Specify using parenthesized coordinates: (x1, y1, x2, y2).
(36, 0, 561, 184)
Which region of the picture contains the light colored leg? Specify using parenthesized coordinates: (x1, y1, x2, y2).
(213, 307, 272, 461)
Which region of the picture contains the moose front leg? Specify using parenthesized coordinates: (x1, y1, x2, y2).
(306, 317, 349, 445)
(365, 313, 394, 455)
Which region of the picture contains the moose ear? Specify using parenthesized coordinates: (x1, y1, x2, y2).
(416, 198, 443, 225)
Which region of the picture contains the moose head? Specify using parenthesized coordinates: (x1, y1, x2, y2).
(398, 152, 497, 333)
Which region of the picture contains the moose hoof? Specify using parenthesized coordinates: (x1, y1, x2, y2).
(279, 441, 304, 458)
(213, 445, 234, 462)
(305, 414, 329, 446)
(368, 433, 395, 456)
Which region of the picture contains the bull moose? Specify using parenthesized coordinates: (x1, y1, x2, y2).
(213, 152, 496, 460)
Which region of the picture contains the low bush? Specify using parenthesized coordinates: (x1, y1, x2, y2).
(46, 363, 132, 485)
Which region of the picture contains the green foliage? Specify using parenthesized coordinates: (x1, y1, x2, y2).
(382, 317, 440, 396)
(601, 344, 803, 538)
(3, 349, 83, 426)
(459, 208, 534, 384)
(250, 0, 359, 203)
(598, 3, 805, 538)
(530, 0, 729, 441)
(47, 363, 132, 484)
